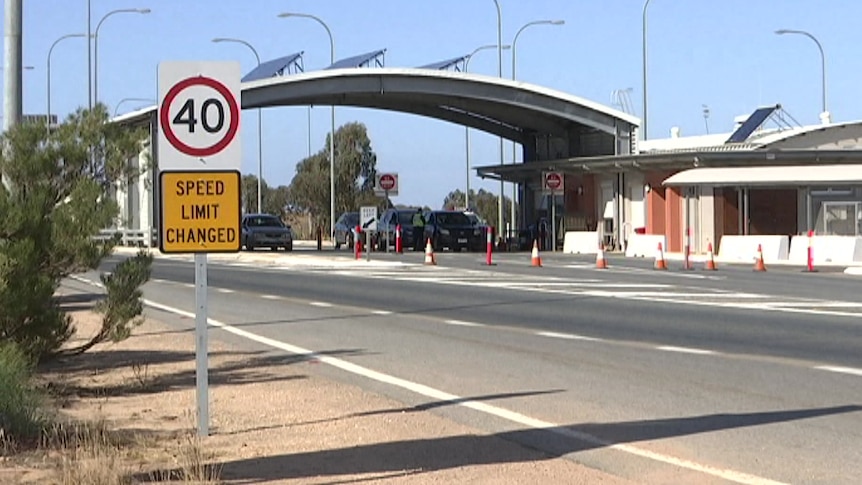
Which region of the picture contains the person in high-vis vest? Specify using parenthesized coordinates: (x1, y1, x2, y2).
(412, 210, 426, 251)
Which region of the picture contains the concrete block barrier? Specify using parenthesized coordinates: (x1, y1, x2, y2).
(717, 235, 789, 264)
(625, 234, 667, 258)
(788, 235, 862, 265)
(563, 231, 599, 254)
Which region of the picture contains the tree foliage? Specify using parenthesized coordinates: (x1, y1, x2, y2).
(442, 188, 516, 229)
(241, 174, 290, 217)
(287, 122, 386, 230)
(0, 104, 152, 360)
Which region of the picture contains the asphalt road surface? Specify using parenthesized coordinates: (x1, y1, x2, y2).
(72, 249, 862, 484)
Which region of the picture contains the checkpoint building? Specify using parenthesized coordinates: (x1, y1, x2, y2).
(109, 49, 862, 264)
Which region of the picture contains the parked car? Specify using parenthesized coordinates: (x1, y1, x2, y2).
(333, 212, 359, 249)
(423, 210, 484, 252)
(241, 213, 293, 251)
(377, 207, 421, 250)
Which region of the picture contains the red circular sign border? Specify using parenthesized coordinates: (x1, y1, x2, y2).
(378, 174, 397, 190)
(546, 172, 563, 190)
(160, 75, 240, 158)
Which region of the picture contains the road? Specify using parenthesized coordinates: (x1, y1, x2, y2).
(73, 249, 862, 484)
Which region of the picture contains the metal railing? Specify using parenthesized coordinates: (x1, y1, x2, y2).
(94, 228, 157, 247)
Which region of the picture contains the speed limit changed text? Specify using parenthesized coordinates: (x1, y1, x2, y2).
(157, 61, 242, 172)
(159, 171, 241, 254)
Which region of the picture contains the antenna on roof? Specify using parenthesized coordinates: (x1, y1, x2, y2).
(702, 104, 710, 134)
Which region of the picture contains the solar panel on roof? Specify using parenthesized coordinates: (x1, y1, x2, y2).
(325, 49, 386, 70)
(725, 105, 779, 144)
(418, 56, 466, 70)
(242, 52, 304, 82)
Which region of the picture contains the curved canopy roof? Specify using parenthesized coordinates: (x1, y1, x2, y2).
(113, 67, 639, 145)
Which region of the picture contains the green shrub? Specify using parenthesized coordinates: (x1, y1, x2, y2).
(0, 342, 46, 447)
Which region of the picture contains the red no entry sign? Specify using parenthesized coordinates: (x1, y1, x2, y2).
(379, 174, 396, 191)
(545, 172, 563, 191)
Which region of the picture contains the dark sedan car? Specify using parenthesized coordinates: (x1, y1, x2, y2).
(241, 213, 293, 251)
(423, 210, 484, 252)
(333, 212, 360, 249)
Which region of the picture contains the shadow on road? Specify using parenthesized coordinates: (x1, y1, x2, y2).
(134, 404, 862, 483)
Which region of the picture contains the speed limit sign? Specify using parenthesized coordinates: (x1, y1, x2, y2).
(157, 61, 241, 171)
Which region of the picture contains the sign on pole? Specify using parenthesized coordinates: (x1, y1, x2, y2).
(374, 172, 399, 197)
(360, 205, 378, 232)
(542, 171, 564, 193)
(158, 60, 242, 437)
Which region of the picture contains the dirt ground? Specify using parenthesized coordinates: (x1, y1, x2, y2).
(4, 288, 637, 484)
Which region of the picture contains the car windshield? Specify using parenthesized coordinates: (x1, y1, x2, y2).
(398, 211, 417, 224)
(342, 213, 359, 225)
(434, 212, 471, 226)
(246, 216, 284, 228)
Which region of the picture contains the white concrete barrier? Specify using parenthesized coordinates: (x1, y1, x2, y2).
(717, 235, 789, 264)
(788, 235, 862, 265)
(563, 231, 599, 254)
(625, 234, 667, 258)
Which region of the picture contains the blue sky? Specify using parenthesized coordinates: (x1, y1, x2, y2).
(5, 0, 859, 207)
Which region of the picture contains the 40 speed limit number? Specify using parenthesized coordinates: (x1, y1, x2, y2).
(157, 61, 242, 171)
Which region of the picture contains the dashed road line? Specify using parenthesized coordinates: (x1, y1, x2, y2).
(535, 331, 602, 342)
(310, 301, 333, 308)
(656, 346, 717, 355)
(371, 310, 393, 315)
(444, 319, 485, 327)
(814, 365, 862, 377)
(261, 294, 282, 300)
(217, 288, 235, 294)
(182, 283, 195, 288)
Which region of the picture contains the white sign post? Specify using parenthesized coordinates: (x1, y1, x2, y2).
(360, 206, 377, 261)
(543, 172, 564, 253)
(158, 61, 242, 437)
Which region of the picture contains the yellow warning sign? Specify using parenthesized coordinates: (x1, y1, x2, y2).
(159, 170, 241, 253)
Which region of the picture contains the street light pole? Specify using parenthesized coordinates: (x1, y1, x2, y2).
(94, 8, 150, 104)
(47, 33, 86, 134)
(511, 19, 564, 238)
(464, 44, 510, 211)
(642, 0, 653, 141)
(491, 0, 505, 244)
(278, 12, 336, 245)
(775, 29, 827, 117)
(212, 37, 265, 214)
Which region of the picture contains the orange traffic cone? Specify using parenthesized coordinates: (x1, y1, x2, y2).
(704, 242, 717, 271)
(424, 238, 436, 266)
(753, 244, 766, 272)
(531, 240, 542, 267)
(654, 242, 667, 270)
(596, 243, 608, 269)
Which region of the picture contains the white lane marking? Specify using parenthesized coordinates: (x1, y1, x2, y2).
(81, 279, 783, 485)
(444, 319, 485, 328)
(150, 278, 168, 284)
(217, 288, 235, 294)
(656, 346, 717, 356)
(182, 283, 195, 288)
(371, 310, 393, 316)
(536, 331, 602, 342)
(815, 366, 862, 377)
(261, 294, 282, 300)
(310, 301, 333, 308)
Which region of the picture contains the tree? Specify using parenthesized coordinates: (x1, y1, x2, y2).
(241, 174, 290, 217)
(442, 188, 516, 229)
(0, 104, 152, 360)
(288, 122, 385, 231)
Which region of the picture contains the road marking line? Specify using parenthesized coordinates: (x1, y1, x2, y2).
(536, 331, 601, 342)
(67, 274, 788, 485)
(444, 319, 485, 327)
(656, 346, 717, 355)
(261, 294, 281, 300)
(150, 278, 168, 284)
(217, 288, 235, 294)
(815, 366, 862, 377)
(182, 283, 195, 288)
(310, 301, 333, 307)
(371, 310, 393, 315)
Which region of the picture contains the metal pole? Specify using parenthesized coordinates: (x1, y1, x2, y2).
(775, 29, 827, 117)
(307, 106, 312, 157)
(194, 252, 209, 437)
(642, 0, 653, 140)
(462, 44, 503, 210)
(510, 20, 564, 242)
(551, 189, 556, 253)
(2, 0, 22, 191)
(47, 34, 86, 135)
(806, 187, 812, 232)
(277, 12, 335, 243)
(492, 0, 504, 243)
(87, 0, 92, 109)
(94, 9, 149, 106)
